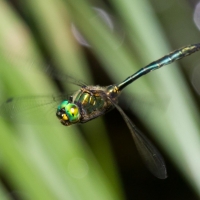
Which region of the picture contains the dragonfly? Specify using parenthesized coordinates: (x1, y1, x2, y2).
(1, 44, 200, 179)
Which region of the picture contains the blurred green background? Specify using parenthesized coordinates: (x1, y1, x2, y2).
(0, 0, 199, 199)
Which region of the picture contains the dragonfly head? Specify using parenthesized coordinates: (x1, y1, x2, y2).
(56, 100, 81, 126)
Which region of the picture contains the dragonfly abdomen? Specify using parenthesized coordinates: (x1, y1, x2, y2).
(117, 43, 200, 90)
(152, 43, 200, 68)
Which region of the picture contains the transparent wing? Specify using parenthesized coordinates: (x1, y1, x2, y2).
(12, 57, 88, 87)
(110, 98, 167, 179)
(0, 94, 71, 124)
(43, 65, 88, 87)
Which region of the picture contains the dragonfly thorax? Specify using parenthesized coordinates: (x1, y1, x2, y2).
(56, 100, 81, 126)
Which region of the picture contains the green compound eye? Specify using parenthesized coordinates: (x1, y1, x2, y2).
(65, 103, 80, 123)
(58, 100, 69, 110)
(57, 101, 80, 123)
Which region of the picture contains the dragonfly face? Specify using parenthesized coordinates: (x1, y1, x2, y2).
(56, 100, 81, 126)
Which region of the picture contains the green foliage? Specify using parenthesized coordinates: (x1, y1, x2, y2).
(0, 0, 199, 199)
